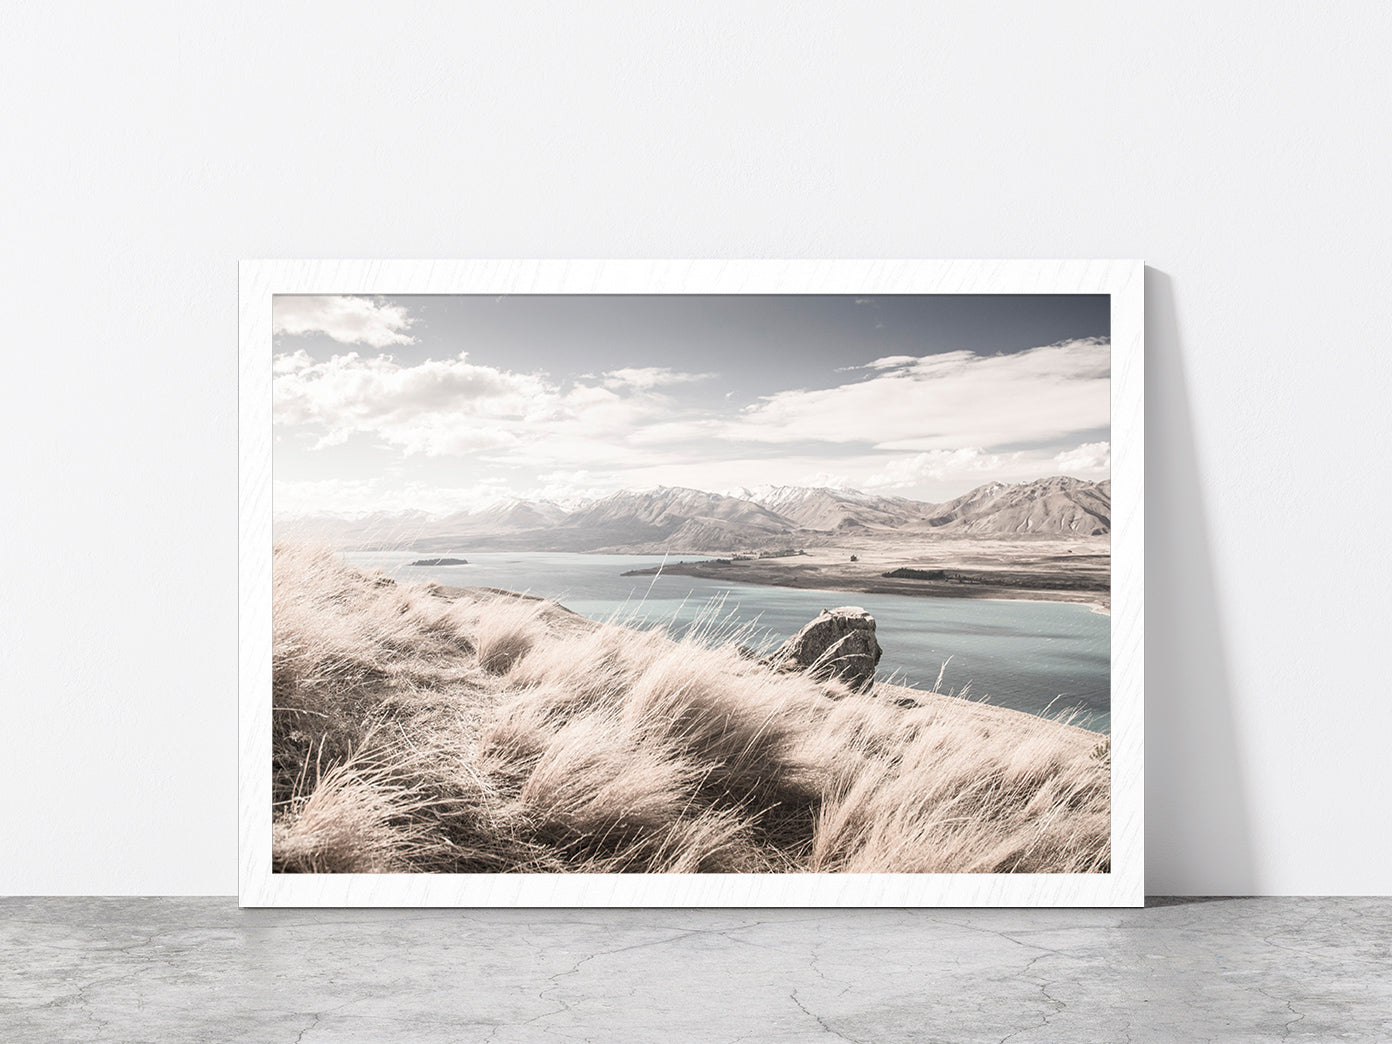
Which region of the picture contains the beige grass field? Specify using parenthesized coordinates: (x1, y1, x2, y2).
(271, 544, 1110, 875)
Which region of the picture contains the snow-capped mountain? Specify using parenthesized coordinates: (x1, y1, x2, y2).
(275, 478, 1110, 551)
(730, 485, 932, 532)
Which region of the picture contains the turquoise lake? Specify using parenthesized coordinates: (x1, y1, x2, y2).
(345, 550, 1111, 734)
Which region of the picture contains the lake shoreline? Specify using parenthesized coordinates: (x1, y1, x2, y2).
(346, 548, 1111, 731)
(424, 581, 1107, 735)
(619, 558, 1110, 612)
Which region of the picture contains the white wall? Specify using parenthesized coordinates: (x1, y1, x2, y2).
(3, 2, 1388, 896)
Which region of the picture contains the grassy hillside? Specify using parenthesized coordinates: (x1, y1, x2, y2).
(272, 544, 1110, 875)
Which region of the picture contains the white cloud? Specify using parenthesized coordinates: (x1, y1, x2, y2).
(273, 478, 517, 518)
(272, 349, 314, 374)
(862, 448, 1018, 489)
(860, 441, 1111, 497)
(600, 367, 713, 390)
(274, 350, 549, 454)
(273, 296, 417, 348)
(273, 350, 715, 465)
(837, 354, 910, 373)
(274, 338, 1113, 513)
(1053, 440, 1111, 473)
(730, 339, 1110, 451)
(799, 471, 853, 489)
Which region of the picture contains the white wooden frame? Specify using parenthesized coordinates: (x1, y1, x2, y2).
(239, 259, 1143, 907)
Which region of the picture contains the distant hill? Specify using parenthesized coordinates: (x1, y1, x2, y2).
(732, 485, 931, 532)
(419, 498, 571, 543)
(568, 488, 794, 545)
(274, 477, 1110, 552)
(922, 476, 1111, 536)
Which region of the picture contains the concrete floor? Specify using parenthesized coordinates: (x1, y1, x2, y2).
(2, 897, 1389, 1042)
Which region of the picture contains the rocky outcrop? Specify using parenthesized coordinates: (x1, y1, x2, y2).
(769, 606, 882, 692)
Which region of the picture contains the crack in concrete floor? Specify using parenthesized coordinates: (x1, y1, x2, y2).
(2, 897, 1390, 1043)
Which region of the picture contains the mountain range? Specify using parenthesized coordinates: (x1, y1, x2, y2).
(275, 476, 1110, 553)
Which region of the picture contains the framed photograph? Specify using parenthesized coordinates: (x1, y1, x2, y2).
(239, 260, 1143, 906)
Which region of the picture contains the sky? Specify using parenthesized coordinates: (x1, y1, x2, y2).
(272, 293, 1111, 517)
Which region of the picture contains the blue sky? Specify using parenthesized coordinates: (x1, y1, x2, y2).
(272, 294, 1110, 516)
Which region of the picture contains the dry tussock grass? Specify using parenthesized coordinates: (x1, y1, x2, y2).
(272, 544, 1109, 874)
